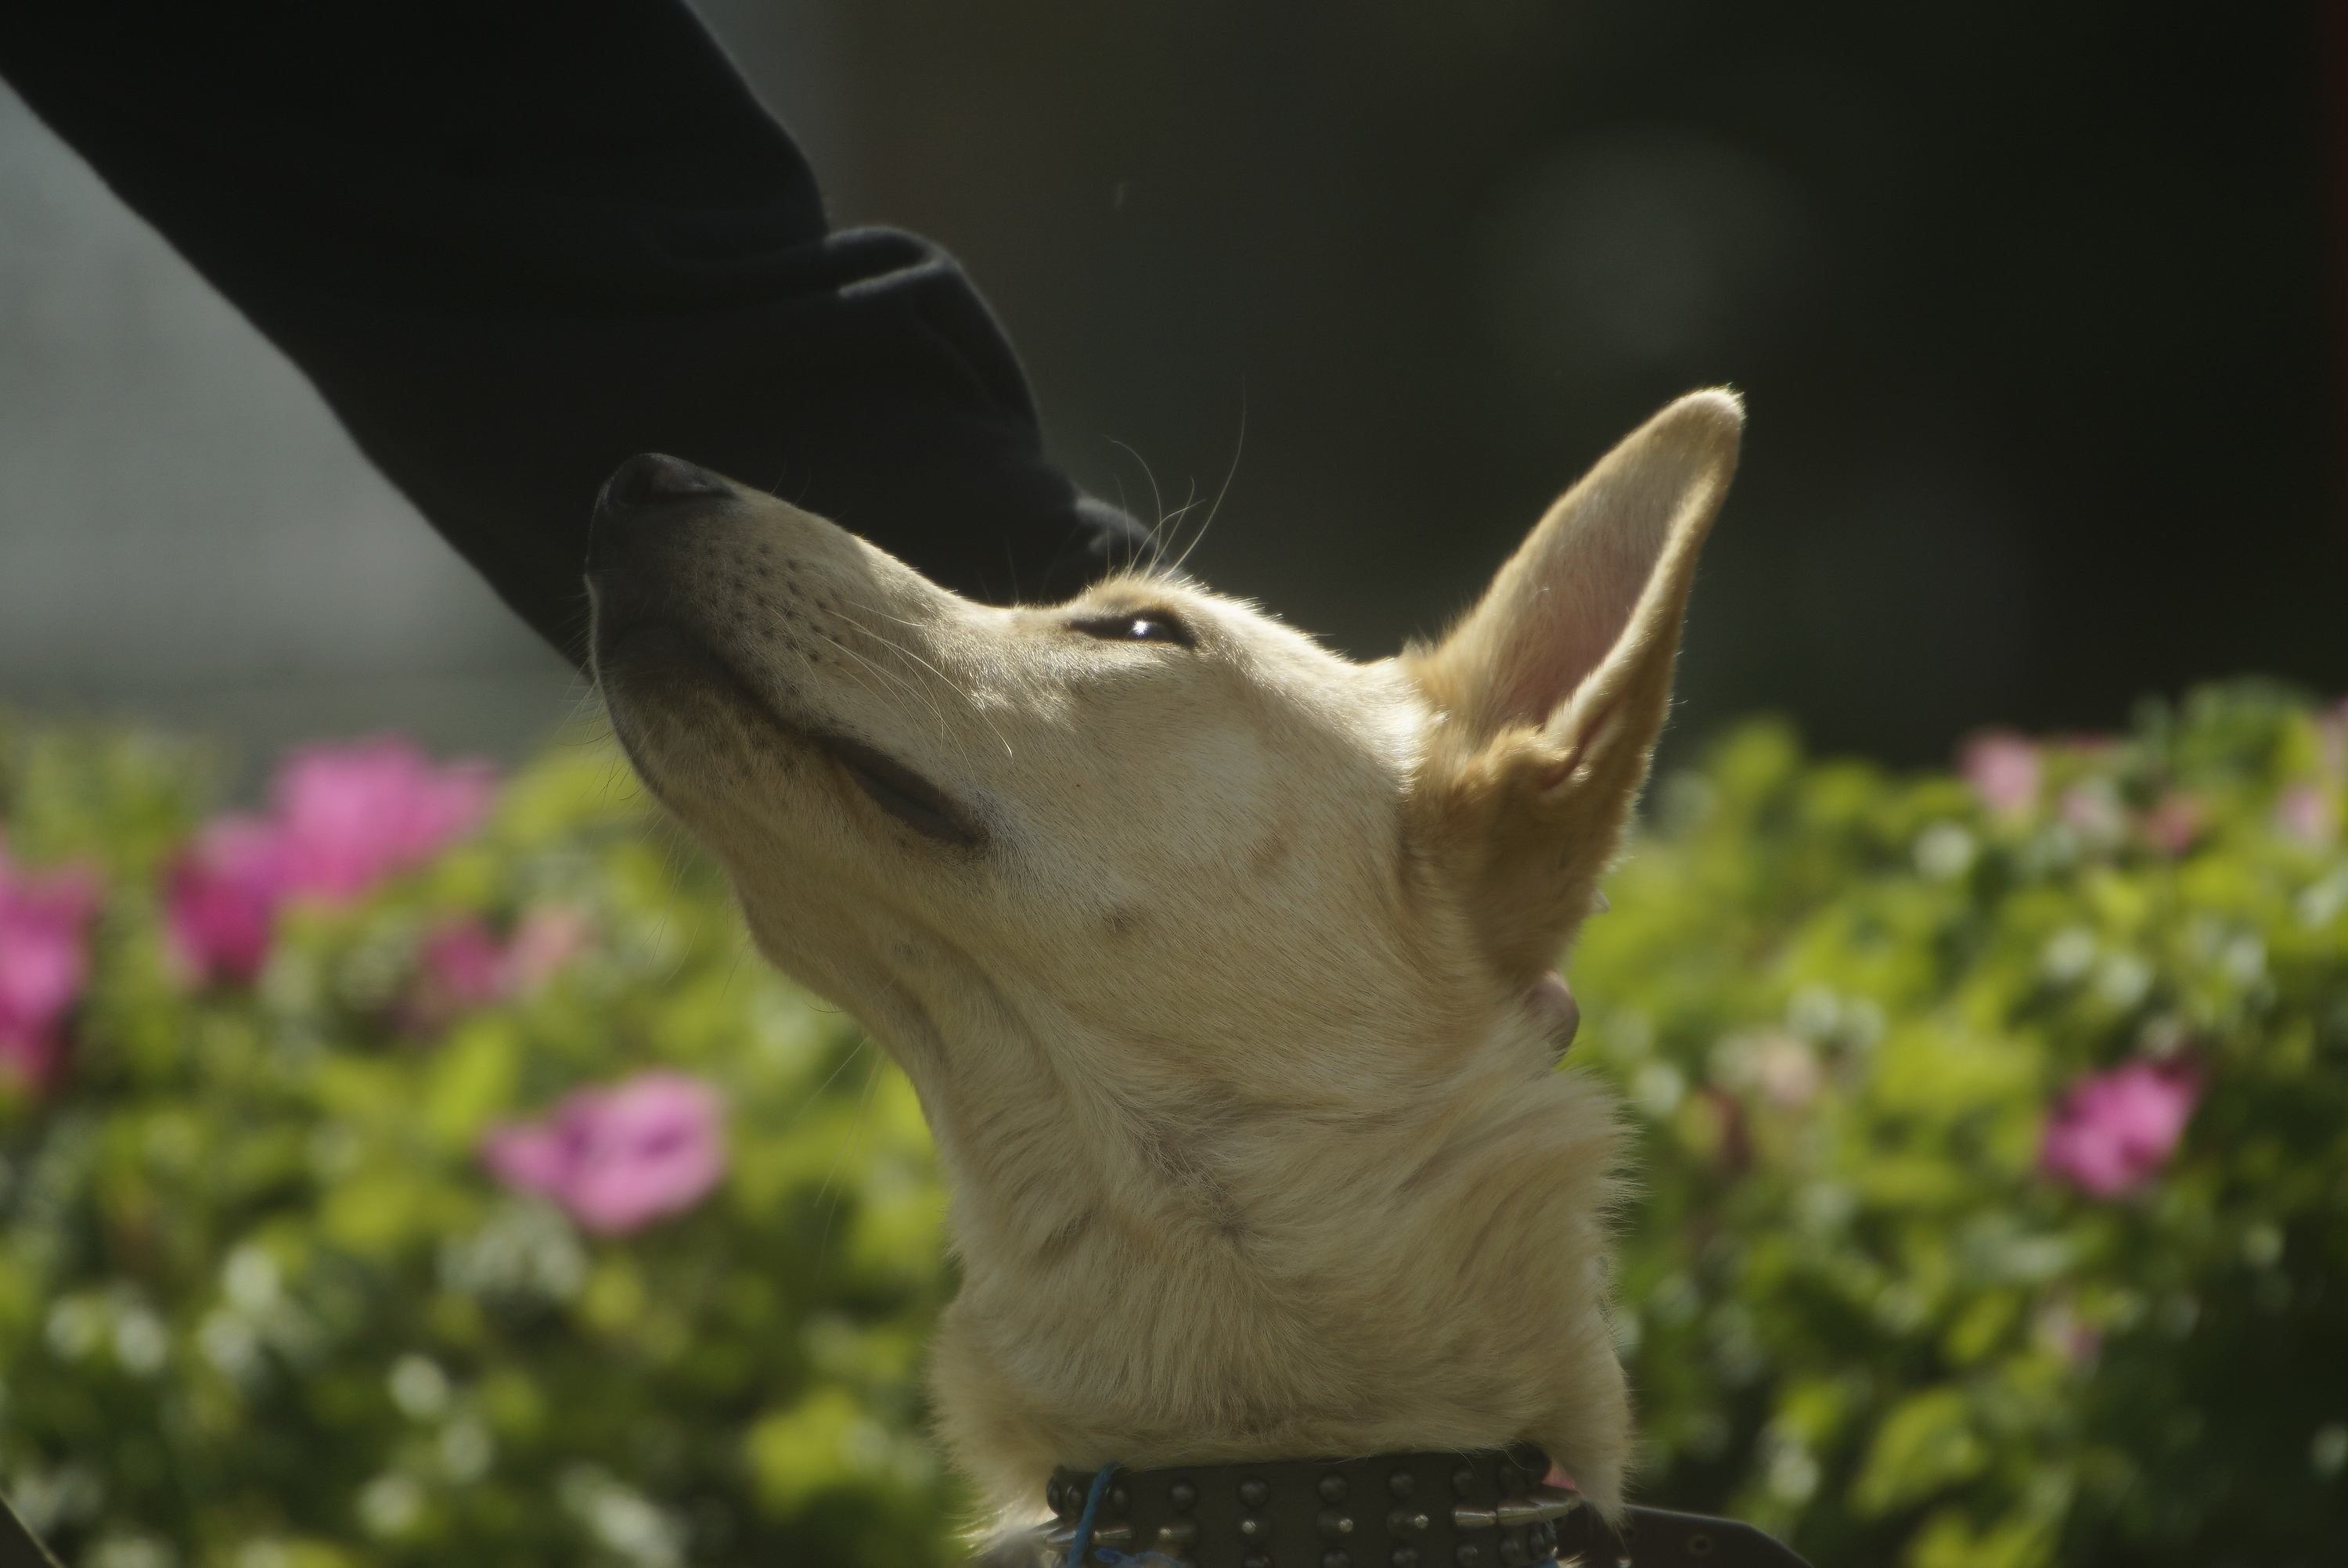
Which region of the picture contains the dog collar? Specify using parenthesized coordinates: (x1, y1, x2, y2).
(1027, 1446, 1812, 1568)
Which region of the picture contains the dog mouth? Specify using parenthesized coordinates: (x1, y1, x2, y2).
(818, 732, 981, 847)
(598, 617, 983, 849)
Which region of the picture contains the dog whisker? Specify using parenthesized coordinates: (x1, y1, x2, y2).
(1107, 437, 1174, 562)
(811, 1041, 887, 1277)
(1167, 397, 1246, 580)
(831, 597, 1017, 761)
(798, 602, 998, 786)
(808, 620, 949, 732)
(800, 624, 1000, 795)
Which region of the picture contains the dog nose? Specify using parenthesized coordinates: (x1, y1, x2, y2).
(599, 453, 732, 517)
(591, 455, 733, 570)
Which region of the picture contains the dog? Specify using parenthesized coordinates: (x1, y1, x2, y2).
(585, 390, 1742, 1545)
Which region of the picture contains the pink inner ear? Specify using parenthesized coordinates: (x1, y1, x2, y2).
(1529, 970, 1579, 1053)
(1484, 502, 1669, 732)
(1533, 694, 1622, 790)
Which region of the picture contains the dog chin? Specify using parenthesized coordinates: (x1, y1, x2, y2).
(598, 617, 757, 707)
(596, 619, 790, 794)
(601, 618, 982, 851)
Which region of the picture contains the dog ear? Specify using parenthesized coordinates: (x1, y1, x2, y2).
(1406, 389, 1741, 975)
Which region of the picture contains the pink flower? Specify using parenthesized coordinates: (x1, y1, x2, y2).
(2275, 783, 2339, 847)
(2317, 702, 2346, 782)
(273, 737, 496, 901)
(1750, 1033, 1823, 1109)
(0, 842, 103, 1088)
(417, 918, 510, 1014)
(2139, 793, 2205, 857)
(502, 906, 592, 994)
(1962, 732, 2041, 818)
(2039, 1058, 2202, 1198)
(481, 1071, 726, 1234)
(166, 816, 290, 983)
(2031, 1296, 2101, 1369)
(408, 906, 592, 1030)
(164, 738, 497, 988)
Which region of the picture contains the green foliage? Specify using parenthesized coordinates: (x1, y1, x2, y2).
(0, 682, 2341, 1568)
(0, 723, 956, 1568)
(1576, 684, 2348, 1566)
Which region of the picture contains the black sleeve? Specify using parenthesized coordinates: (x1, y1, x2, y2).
(0, 0, 1151, 666)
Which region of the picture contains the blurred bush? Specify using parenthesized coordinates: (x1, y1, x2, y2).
(1578, 683, 2347, 1567)
(0, 725, 956, 1568)
(0, 682, 2339, 1568)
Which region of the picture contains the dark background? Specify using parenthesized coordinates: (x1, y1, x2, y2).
(0, 2, 2335, 774)
(707, 0, 2343, 766)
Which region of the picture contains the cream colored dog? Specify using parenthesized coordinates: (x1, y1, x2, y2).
(586, 390, 1742, 1534)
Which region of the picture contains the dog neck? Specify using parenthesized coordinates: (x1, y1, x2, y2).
(865, 986, 1634, 1526)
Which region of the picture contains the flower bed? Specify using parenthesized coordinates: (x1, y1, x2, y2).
(0, 729, 953, 1568)
(0, 682, 2340, 1567)
(1575, 683, 2348, 1566)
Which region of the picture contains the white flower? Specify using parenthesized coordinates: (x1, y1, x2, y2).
(440, 1418, 495, 1484)
(2041, 926, 2098, 984)
(222, 1246, 281, 1314)
(44, 1296, 106, 1361)
(113, 1304, 169, 1377)
(84, 1534, 176, 1568)
(1914, 821, 1975, 881)
(1633, 1061, 1685, 1117)
(357, 1473, 425, 1537)
(2093, 952, 2152, 1010)
(388, 1354, 451, 1420)
(560, 1466, 686, 1568)
(198, 1311, 265, 1385)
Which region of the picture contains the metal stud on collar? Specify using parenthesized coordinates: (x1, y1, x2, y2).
(1035, 1449, 1810, 1568)
(1040, 1448, 1557, 1568)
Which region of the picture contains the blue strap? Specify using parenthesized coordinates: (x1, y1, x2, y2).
(1067, 1462, 1120, 1568)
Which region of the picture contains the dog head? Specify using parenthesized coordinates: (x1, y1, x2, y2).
(589, 390, 1741, 1519)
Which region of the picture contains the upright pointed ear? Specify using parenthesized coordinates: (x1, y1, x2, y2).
(1406, 389, 1742, 976)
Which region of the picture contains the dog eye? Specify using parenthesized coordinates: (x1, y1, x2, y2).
(1068, 612, 1194, 648)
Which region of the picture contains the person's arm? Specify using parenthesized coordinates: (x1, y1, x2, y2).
(0, 0, 1148, 666)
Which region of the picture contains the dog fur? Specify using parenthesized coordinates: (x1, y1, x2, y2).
(587, 390, 1743, 1534)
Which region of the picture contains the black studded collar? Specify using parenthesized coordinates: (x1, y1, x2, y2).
(1021, 1447, 1812, 1568)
